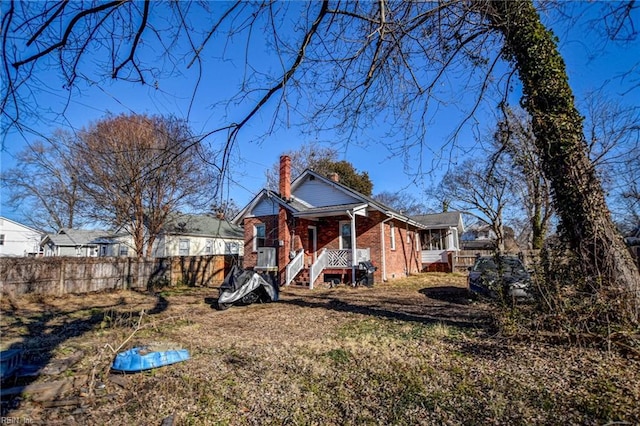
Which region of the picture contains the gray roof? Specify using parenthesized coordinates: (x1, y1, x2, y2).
(164, 214, 244, 239)
(45, 228, 113, 247)
(412, 212, 464, 230)
(289, 170, 428, 229)
(235, 168, 431, 231)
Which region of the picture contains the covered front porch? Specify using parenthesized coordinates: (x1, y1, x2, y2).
(286, 247, 371, 288)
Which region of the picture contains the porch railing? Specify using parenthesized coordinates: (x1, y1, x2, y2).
(285, 249, 304, 287)
(309, 248, 371, 289)
(309, 249, 328, 290)
(326, 249, 370, 267)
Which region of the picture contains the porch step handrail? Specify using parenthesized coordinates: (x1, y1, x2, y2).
(309, 248, 328, 290)
(285, 249, 305, 287)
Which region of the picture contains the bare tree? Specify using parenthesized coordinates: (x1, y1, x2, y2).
(74, 113, 215, 257)
(373, 191, 427, 217)
(2, 1, 638, 322)
(493, 106, 553, 250)
(436, 159, 515, 252)
(583, 95, 640, 233)
(1, 130, 87, 232)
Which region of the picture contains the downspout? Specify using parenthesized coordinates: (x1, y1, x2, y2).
(406, 220, 410, 277)
(380, 217, 393, 281)
(346, 210, 357, 283)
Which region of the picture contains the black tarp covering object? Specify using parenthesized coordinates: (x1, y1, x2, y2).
(216, 265, 278, 310)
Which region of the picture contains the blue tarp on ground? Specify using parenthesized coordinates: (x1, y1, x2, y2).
(111, 346, 190, 372)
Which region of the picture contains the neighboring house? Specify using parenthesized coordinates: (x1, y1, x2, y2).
(412, 212, 464, 272)
(461, 221, 518, 251)
(233, 155, 429, 288)
(41, 214, 244, 258)
(461, 222, 496, 250)
(41, 228, 117, 257)
(0, 216, 44, 257)
(151, 213, 244, 258)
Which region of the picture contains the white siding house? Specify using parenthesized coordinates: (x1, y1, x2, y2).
(41, 228, 113, 257)
(413, 212, 465, 272)
(150, 213, 244, 258)
(0, 216, 44, 257)
(39, 214, 243, 258)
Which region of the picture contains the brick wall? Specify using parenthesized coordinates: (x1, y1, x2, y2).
(243, 211, 423, 284)
(313, 211, 421, 282)
(369, 212, 422, 281)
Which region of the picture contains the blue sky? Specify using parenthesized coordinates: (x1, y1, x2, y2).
(1, 2, 639, 225)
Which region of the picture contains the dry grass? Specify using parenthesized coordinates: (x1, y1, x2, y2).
(1, 273, 639, 425)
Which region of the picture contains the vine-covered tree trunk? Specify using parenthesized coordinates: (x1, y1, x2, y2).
(486, 0, 639, 323)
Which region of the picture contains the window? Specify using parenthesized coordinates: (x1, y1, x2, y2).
(179, 239, 190, 256)
(424, 229, 445, 250)
(225, 241, 239, 254)
(390, 223, 396, 250)
(340, 222, 352, 250)
(0, 234, 4, 245)
(205, 239, 213, 254)
(254, 224, 266, 251)
(119, 245, 129, 257)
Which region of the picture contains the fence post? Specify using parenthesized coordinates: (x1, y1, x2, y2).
(58, 258, 65, 296)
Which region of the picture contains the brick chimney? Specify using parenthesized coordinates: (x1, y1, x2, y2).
(279, 155, 291, 200)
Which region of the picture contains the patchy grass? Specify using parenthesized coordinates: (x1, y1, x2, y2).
(1, 274, 639, 425)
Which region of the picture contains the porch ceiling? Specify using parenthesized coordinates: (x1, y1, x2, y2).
(292, 203, 368, 219)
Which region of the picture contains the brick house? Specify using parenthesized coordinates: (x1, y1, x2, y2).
(233, 155, 430, 288)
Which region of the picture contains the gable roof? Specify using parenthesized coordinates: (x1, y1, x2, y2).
(163, 214, 243, 239)
(43, 228, 113, 247)
(412, 212, 464, 232)
(234, 168, 427, 229)
(0, 216, 44, 235)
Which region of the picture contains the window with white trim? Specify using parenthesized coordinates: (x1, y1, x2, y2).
(390, 223, 396, 250)
(339, 221, 352, 250)
(225, 241, 239, 254)
(254, 224, 266, 251)
(205, 239, 213, 254)
(179, 239, 190, 256)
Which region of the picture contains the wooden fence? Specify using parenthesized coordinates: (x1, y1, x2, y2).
(452, 250, 540, 273)
(0, 255, 242, 296)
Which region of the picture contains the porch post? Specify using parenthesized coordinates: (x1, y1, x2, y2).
(347, 210, 357, 283)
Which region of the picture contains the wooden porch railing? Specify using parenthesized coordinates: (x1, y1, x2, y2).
(309, 249, 328, 290)
(308, 248, 371, 288)
(285, 249, 304, 286)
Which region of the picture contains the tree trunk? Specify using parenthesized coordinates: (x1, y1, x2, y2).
(487, 0, 639, 323)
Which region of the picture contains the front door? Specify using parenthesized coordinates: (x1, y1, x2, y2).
(307, 226, 317, 263)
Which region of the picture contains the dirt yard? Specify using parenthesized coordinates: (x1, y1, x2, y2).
(1, 273, 638, 425)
